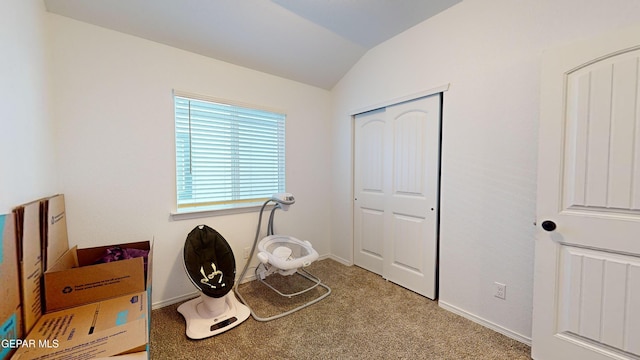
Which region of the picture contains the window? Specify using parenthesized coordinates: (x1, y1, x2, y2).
(174, 92, 286, 212)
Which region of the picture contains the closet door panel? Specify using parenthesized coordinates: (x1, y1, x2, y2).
(354, 94, 441, 299)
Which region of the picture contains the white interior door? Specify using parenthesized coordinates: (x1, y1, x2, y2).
(532, 25, 640, 360)
(354, 94, 441, 299)
(354, 108, 386, 275)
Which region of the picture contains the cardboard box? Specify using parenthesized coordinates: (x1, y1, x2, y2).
(11, 292, 149, 360)
(44, 241, 151, 312)
(40, 196, 69, 272)
(0, 213, 22, 360)
(94, 351, 148, 359)
(13, 195, 70, 334)
(13, 201, 44, 335)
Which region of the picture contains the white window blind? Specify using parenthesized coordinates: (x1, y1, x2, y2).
(174, 95, 286, 210)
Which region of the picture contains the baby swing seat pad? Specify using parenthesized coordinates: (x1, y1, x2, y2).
(258, 234, 319, 271)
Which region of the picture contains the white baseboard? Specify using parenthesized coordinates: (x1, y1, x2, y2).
(324, 254, 352, 266)
(438, 301, 532, 346)
(238, 272, 256, 284)
(152, 291, 198, 310)
(152, 272, 258, 310)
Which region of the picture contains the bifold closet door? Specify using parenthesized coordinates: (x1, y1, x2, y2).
(354, 107, 386, 275)
(354, 94, 441, 299)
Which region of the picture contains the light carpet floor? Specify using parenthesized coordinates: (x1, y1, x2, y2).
(151, 259, 531, 359)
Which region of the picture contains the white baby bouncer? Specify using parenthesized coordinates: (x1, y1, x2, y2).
(234, 193, 331, 321)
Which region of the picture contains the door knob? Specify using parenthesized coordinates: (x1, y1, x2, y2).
(541, 220, 556, 232)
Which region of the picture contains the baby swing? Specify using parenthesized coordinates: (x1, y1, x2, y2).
(177, 225, 250, 339)
(234, 193, 331, 321)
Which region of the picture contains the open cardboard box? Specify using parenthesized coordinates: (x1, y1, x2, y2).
(1, 213, 22, 360)
(12, 195, 70, 335)
(43, 241, 152, 313)
(11, 291, 149, 360)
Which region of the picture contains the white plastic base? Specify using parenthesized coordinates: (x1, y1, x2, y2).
(177, 292, 250, 339)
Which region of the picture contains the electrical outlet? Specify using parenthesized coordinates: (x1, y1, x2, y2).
(494, 282, 506, 300)
(243, 247, 251, 259)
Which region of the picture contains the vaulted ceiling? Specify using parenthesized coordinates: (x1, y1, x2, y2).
(44, 0, 461, 89)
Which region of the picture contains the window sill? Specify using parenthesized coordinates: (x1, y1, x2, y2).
(170, 203, 273, 221)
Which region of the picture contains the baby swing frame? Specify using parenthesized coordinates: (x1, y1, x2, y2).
(234, 194, 331, 321)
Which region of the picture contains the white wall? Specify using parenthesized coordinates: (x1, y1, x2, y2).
(330, 0, 640, 341)
(11, 0, 640, 344)
(0, 0, 57, 213)
(47, 14, 333, 308)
